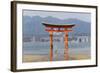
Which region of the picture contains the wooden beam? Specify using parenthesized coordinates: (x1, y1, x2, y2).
(49, 32, 53, 61)
(64, 32, 69, 60)
(45, 29, 73, 32)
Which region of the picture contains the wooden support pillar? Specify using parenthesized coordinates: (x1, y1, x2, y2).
(49, 32, 53, 61)
(64, 32, 69, 60)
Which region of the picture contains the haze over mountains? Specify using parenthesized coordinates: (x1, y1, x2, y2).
(23, 16, 91, 37)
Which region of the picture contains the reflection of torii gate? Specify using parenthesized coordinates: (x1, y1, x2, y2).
(42, 23, 75, 61)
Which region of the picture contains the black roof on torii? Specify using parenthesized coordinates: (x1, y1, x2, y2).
(42, 23, 75, 28)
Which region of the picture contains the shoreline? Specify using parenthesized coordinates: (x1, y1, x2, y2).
(23, 52, 91, 63)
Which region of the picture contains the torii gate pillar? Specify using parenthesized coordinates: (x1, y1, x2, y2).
(64, 32, 69, 60)
(49, 32, 53, 61)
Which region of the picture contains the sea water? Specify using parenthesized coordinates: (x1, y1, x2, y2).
(23, 36, 91, 56)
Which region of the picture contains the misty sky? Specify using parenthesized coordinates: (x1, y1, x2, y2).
(23, 10, 91, 23)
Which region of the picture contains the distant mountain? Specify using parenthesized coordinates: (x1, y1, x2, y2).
(23, 16, 91, 37)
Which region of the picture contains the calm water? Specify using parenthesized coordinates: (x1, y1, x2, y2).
(23, 38, 91, 55)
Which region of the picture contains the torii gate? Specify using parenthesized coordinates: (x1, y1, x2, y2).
(42, 23, 75, 61)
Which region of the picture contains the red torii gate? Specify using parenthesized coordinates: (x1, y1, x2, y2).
(43, 23, 75, 61)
